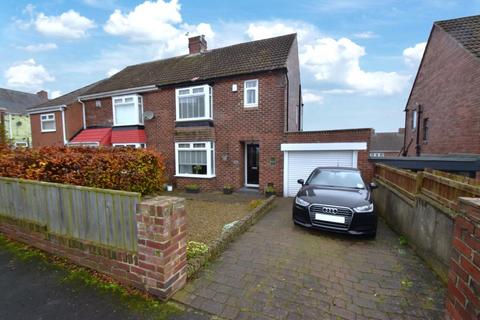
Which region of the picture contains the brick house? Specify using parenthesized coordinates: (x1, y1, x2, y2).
(0, 88, 48, 147)
(369, 129, 404, 158)
(403, 15, 480, 157)
(29, 34, 372, 195)
(27, 82, 101, 147)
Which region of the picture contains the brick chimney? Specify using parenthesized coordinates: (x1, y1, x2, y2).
(188, 35, 207, 54)
(398, 128, 405, 134)
(36, 90, 48, 100)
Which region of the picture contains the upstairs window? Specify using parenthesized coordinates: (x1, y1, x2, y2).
(175, 141, 215, 178)
(176, 85, 212, 121)
(411, 110, 417, 130)
(244, 80, 258, 107)
(112, 94, 144, 126)
(40, 113, 56, 132)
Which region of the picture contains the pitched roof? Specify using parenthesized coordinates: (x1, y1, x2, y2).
(370, 131, 404, 152)
(0, 88, 47, 114)
(83, 34, 297, 96)
(29, 80, 104, 111)
(435, 15, 480, 58)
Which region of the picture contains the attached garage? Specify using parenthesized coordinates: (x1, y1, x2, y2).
(281, 142, 368, 197)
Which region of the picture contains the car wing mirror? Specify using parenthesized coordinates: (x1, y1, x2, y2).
(297, 179, 304, 185)
(369, 182, 378, 190)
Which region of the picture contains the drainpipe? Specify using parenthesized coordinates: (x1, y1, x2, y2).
(78, 98, 86, 130)
(401, 106, 408, 156)
(8, 114, 13, 140)
(285, 73, 290, 132)
(61, 107, 67, 145)
(415, 104, 423, 157)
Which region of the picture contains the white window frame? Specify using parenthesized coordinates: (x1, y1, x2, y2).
(244, 79, 259, 108)
(112, 94, 144, 126)
(112, 143, 146, 149)
(175, 85, 213, 121)
(40, 113, 56, 132)
(175, 141, 215, 178)
(411, 110, 417, 130)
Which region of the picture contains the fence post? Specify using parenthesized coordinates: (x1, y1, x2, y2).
(415, 171, 424, 195)
(136, 196, 187, 300)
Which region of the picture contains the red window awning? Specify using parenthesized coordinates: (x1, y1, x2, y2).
(111, 129, 146, 144)
(70, 128, 112, 146)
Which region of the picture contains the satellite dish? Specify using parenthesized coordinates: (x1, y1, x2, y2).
(144, 111, 154, 120)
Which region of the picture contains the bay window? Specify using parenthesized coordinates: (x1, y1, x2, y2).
(175, 85, 212, 121)
(112, 94, 144, 126)
(175, 141, 215, 178)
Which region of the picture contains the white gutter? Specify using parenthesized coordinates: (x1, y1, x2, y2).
(28, 105, 66, 115)
(78, 98, 86, 129)
(61, 107, 67, 145)
(78, 85, 157, 100)
(280, 142, 368, 151)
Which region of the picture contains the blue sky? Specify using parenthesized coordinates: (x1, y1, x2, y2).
(1, 0, 479, 132)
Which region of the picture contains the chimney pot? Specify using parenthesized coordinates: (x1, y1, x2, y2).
(36, 90, 48, 100)
(188, 35, 207, 54)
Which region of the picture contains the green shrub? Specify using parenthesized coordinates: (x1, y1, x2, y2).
(186, 241, 208, 259)
(248, 199, 263, 210)
(0, 146, 166, 195)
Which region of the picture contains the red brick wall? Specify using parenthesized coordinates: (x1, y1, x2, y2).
(30, 111, 64, 148)
(65, 102, 84, 140)
(404, 25, 480, 156)
(0, 196, 187, 300)
(446, 197, 480, 320)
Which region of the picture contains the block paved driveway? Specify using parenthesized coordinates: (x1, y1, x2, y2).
(174, 197, 446, 319)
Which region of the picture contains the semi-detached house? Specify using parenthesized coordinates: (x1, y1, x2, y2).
(28, 34, 373, 195)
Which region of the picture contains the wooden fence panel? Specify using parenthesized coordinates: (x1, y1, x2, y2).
(0, 177, 140, 251)
(375, 164, 417, 199)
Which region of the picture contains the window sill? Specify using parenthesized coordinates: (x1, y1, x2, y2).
(175, 118, 213, 122)
(113, 123, 144, 127)
(41, 130, 56, 133)
(175, 174, 216, 179)
(244, 105, 258, 109)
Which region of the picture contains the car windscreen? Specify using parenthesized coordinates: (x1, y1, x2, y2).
(307, 170, 365, 189)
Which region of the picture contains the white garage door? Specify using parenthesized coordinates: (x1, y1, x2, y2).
(284, 150, 356, 197)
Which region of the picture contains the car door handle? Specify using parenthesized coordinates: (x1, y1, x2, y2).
(251, 167, 258, 170)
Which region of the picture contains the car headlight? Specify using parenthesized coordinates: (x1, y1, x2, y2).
(353, 203, 374, 213)
(295, 197, 310, 207)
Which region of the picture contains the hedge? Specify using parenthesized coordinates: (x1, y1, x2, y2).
(0, 146, 166, 195)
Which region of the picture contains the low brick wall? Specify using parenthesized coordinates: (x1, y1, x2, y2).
(0, 196, 187, 300)
(445, 198, 480, 320)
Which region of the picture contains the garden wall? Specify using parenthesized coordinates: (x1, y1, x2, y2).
(0, 177, 187, 300)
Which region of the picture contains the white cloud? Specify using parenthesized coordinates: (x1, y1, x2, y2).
(5, 59, 54, 90)
(104, 0, 214, 58)
(34, 10, 96, 38)
(107, 67, 120, 77)
(50, 90, 62, 99)
(353, 31, 377, 39)
(302, 90, 324, 104)
(247, 21, 410, 96)
(403, 42, 426, 66)
(17, 42, 58, 52)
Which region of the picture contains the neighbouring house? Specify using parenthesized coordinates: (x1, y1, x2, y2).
(29, 34, 373, 195)
(27, 82, 102, 148)
(378, 15, 480, 178)
(369, 129, 404, 158)
(0, 88, 48, 147)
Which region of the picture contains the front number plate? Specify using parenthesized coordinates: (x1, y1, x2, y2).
(315, 213, 345, 224)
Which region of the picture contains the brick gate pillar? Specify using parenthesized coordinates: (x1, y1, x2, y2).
(445, 197, 480, 320)
(136, 196, 187, 300)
